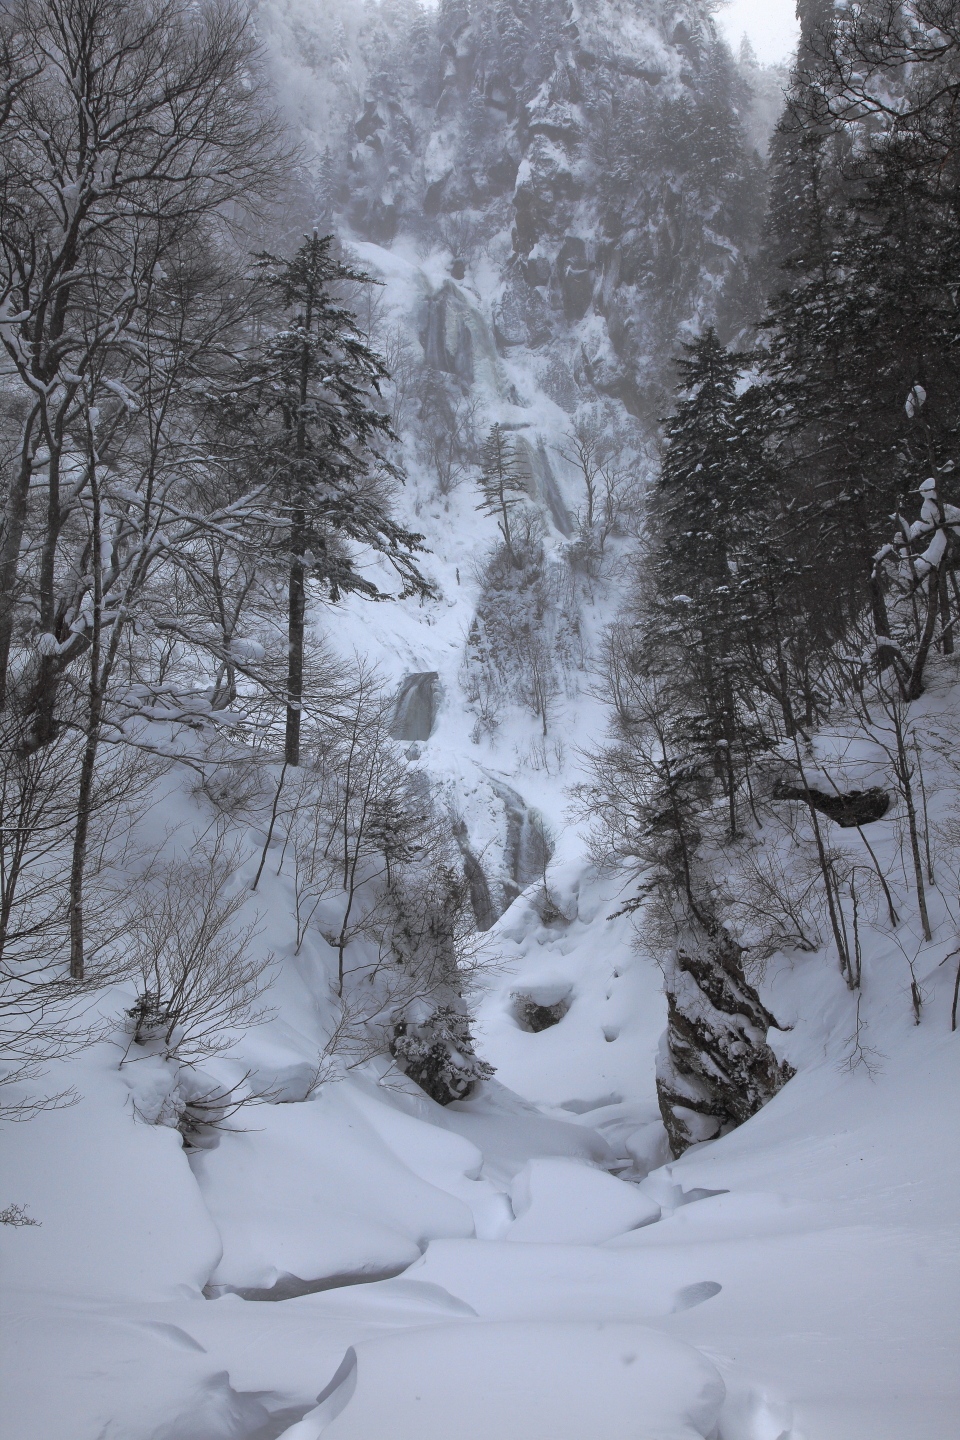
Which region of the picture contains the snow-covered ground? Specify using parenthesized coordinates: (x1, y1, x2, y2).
(4, 815, 958, 1439)
(3, 243, 960, 1440)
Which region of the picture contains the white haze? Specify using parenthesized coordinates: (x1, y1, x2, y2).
(717, 0, 798, 65)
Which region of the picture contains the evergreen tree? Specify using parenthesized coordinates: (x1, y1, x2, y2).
(241, 234, 430, 765)
(476, 423, 528, 564)
(655, 329, 757, 590)
(757, 7, 960, 678)
(651, 330, 769, 832)
(438, 0, 472, 44)
(494, 0, 526, 84)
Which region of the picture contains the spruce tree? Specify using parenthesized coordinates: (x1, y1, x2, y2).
(652, 329, 768, 833)
(476, 423, 528, 564)
(655, 328, 755, 592)
(241, 234, 430, 765)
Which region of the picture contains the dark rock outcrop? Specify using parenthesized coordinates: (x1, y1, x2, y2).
(656, 926, 795, 1157)
(774, 785, 892, 827)
(513, 988, 572, 1031)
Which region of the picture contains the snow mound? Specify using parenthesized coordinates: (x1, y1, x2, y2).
(317, 1321, 725, 1440)
(436, 1078, 615, 1185)
(403, 1238, 726, 1324)
(0, 1049, 220, 1303)
(506, 1156, 660, 1243)
(192, 1082, 477, 1292)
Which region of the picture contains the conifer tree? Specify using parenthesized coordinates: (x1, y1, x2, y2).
(655, 328, 755, 592)
(476, 423, 528, 564)
(651, 329, 768, 831)
(241, 234, 430, 765)
(758, 2, 960, 666)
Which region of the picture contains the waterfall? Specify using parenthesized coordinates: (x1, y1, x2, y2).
(390, 673, 441, 742)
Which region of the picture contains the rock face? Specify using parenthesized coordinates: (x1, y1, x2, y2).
(460, 842, 497, 932)
(656, 926, 795, 1157)
(264, 0, 771, 423)
(487, 778, 553, 906)
(451, 782, 554, 930)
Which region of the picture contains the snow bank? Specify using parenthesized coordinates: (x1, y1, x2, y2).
(316, 1321, 725, 1440)
(192, 1081, 477, 1292)
(0, 1046, 220, 1302)
(506, 1155, 660, 1243)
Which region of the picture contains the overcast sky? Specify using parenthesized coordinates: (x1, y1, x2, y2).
(716, 0, 799, 65)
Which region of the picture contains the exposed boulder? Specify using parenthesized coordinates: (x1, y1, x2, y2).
(513, 986, 572, 1032)
(774, 784, 892, 827)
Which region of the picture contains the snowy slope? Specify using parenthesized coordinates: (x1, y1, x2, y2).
(5, 782, 958, 1440)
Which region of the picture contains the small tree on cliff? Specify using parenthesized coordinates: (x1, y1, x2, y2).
(476, 424, 528, 564)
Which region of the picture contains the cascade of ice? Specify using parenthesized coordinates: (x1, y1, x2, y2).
(390, 673, 442, 742)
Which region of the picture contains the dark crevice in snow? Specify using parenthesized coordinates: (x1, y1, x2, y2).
(243, 1404, 315, 1440)
(672, 1280, 722, 1312)
(204, 1263, 411, 1302)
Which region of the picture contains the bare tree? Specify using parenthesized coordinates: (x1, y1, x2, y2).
(555, 413, 610, 532)
(0, 0, 288, 719)
(121, 838, 275, 1065)
(380, 325, 419, 434)
(415, 369, 481, 498)
(0, 702, 148, 1116)
(556, 408, 646, 573)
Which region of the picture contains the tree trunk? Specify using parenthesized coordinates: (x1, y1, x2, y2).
(906, 570, 941, 700)
(0, 415, 42, 711)
(284, 275, 315, 767)
(938, 564, 953, 655)
(68, 445, 103, 981)
(285, 533, 305, 767)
